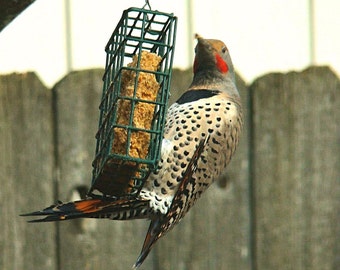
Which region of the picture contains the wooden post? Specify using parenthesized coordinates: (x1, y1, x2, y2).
(0, 73, 56, 269)
(250, 66, 340, 270)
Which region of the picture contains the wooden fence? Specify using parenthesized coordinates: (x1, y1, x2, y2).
(0, 67, 339, 270)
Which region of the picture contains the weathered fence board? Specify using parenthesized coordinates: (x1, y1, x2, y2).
(0, 73, 56, 269)
(250, 66, 340, 270)
(52, 69, 152, 270)
(154, 73, 252, 270)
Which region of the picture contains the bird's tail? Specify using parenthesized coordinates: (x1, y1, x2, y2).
(133, 217, 162, 269)
(21, 197, 149, 222)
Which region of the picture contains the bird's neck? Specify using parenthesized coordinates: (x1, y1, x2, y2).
(188, 70, 239, 97)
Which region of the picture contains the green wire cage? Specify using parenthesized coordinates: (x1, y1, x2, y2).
(89, 7, 177, 197)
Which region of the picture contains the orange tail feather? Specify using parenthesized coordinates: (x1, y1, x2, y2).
(21, 197, 149, 222)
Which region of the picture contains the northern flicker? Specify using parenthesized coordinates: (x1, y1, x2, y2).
(22, 34, 243, 268)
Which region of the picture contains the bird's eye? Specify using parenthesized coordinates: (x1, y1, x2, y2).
(222, 47, 227, 54)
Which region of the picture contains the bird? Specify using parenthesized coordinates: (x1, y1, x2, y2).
(21, 34, 243, 269)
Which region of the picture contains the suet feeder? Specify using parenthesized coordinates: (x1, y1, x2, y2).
(90, 7, 177, 197)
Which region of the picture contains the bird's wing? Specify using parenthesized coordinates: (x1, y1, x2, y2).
(133, 135, 209, 269)
(162, 134, 210, 229)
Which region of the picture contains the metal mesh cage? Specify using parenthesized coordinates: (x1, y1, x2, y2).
(90, 8, 177, 197)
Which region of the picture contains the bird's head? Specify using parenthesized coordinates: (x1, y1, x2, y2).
(193, 34, 235, 81)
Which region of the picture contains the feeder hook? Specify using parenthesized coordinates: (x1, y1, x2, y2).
(143, 0, 152, 10)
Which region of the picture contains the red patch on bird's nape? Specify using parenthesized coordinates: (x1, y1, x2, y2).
(215, 54, 229, 73)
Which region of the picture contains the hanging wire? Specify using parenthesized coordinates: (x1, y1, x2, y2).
(142, 0, 156, 35)
(143, 0, 152, 10)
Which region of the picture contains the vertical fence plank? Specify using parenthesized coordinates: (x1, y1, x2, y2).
(53, 69, 152, 270)
(0, 73, 56, 269)
(154, 73, 252, 270)
(251, 67, 340, 270)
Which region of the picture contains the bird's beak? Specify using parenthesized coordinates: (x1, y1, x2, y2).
(194, 34, 212, 56)
(195, 33, 206, 47)
(195, 33, 203, 40)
